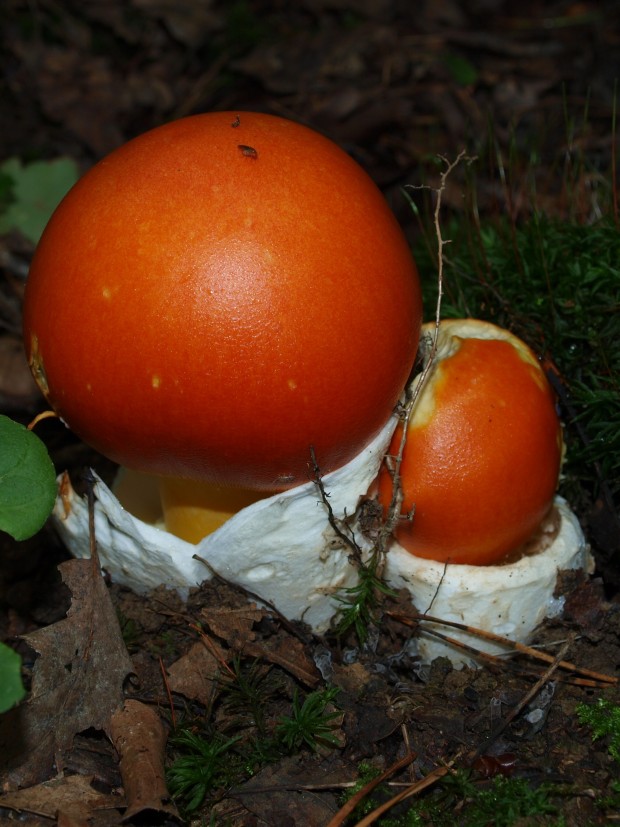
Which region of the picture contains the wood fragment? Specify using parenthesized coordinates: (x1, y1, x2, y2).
(325, 751, 417, 827)
(109, 699, 180, 822)
(389, 610, 618, 685)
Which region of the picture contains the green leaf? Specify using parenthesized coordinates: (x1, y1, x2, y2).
(0, 157, 79, 243)
(0, 415, 57, 541)
(0, 642, 26, 713)
(0, 169, 15, 213)
(443, 52, 478, 86)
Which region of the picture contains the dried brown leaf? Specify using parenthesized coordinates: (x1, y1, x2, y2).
(200, 604, 263, 648)
(244, 634, 320, 688)
(0, 773, 124, 822)
(235, 755, 340, 825)
(0, 558, 133, 789)
(200, 604, 319, 686)
(167, 638, 227, 704)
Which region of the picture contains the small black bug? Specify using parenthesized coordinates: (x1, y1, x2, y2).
(238, 144, 258, 159)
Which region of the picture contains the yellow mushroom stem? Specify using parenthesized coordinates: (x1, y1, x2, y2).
(114, 468, 271, 544)
(158, 477, 272, 543)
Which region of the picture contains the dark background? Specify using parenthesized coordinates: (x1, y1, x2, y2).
(1, 4, 619, 824)
(2, 0, 618, 215)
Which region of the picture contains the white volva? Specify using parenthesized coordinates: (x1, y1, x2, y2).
(384, 498, 592, 665)
(53, 410, 591, 665)
(53, 416, 396, 633)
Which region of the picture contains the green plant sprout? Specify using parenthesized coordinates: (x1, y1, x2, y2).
(333, 553, 397, 644)
(166, 729, 242, 813)
(219, 658, 279, 737)
(0, 157, 64, 542)
(275, 686, 342, 752)
(167, 676, 343, 814)
(309, 444, 399, 646)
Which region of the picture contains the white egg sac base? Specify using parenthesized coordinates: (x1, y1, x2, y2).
(52, 417, 397, 634)
(385, 497, 593, 666)
(52, 410, 591, 664)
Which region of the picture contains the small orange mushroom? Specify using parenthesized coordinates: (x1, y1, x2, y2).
(378, 319, 563, 566)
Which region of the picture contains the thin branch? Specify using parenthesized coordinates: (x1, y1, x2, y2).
(309, 446, 364, 564)
(325, 751, 417, 827)
(324, 153, 477, 642)
(470, 633, 576, 761)
(352, 760, 459, 826)
(379, 152, 476, 555)
(388, 609, 618, 685)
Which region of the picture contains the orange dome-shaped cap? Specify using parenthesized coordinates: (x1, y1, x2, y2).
(23, 112, 422, 490)
(378, 319, 563, 565)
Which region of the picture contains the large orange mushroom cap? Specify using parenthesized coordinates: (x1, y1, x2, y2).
(23, 112, 421, 490)
(378, 319, 563, 566)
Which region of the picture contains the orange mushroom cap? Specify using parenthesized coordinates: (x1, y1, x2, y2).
(378, 319, 563, 565)
(23, 112, 422, 490)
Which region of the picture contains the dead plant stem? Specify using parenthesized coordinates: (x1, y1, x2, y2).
(309, 445, 364, 565)
(380, 151, 475, 558)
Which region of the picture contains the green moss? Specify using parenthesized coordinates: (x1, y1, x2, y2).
(576, 697, 620, 763)
(340, 765, 562, 826)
